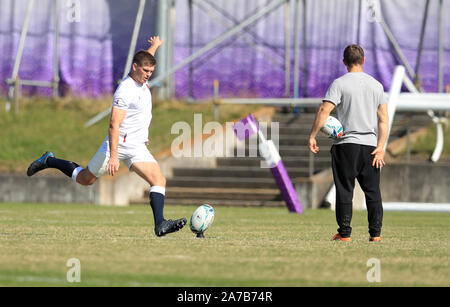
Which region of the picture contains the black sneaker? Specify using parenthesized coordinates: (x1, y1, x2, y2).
(27, 151, 55, 176)
(155, 218, 187, 237)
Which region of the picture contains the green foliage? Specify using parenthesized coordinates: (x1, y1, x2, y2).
(409, 123, 450, 157)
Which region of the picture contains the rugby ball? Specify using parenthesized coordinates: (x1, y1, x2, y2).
(320, 116, 343, 139)
(190, 204, 215, 237)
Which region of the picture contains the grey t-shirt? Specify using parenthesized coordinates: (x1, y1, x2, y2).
(323, 72, 386, 147)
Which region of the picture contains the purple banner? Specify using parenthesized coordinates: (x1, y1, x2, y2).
(174, 0, 450, 98)
(0, 0, 156, 98)
(271, 160, 303, 214)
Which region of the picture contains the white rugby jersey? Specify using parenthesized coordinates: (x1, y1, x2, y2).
(108, 76, 152, 146)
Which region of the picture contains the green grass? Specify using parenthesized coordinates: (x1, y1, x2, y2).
(0, 97, 260, 171)
(396, 123, 450, 159)
(0, 203, 449, 287)
(409, 123, 450, 156)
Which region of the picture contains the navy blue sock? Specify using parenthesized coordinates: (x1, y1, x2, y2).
(150, 191, 165, 226)
(46, 157, 79, 178)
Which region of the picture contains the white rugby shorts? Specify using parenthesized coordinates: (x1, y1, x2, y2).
(87, 140, 157, 178)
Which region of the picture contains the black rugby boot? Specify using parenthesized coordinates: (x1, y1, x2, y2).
(27, 151, 55, 176)
(155, 218, 187, 237)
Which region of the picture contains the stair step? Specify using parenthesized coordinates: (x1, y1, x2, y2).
(243, 145, 333, 157)
(164, 198, 286, 207)
(216, 156, 331, 168)
(270, 126, 315, 135)
(144, 187, 282, 201)
(278, 136, 334, 146)
(131, 197, 285, 207)
(167, 176, 278, 189)
(271, 113, 317, 124)
(172, 166, 312, 179)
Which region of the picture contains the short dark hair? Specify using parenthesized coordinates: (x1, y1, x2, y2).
(343, 44, 364, 67)
(133, 50, 157, 67)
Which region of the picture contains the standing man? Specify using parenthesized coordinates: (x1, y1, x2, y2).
(27, 36, 187, 237)
(308, 44, 389, 242)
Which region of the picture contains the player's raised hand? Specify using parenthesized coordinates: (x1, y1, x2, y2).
(148, 36, 164, 48)
(147, 36, 164, 56)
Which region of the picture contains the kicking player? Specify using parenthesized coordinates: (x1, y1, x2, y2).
(308, 44, 389, 242)
(27, 36, 187, 237)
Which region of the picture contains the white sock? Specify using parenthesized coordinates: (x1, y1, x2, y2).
(71, 166, 84, 182)
(150, 186, 165, 196)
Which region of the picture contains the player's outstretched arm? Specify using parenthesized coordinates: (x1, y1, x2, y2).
(147, 36, 164, 56)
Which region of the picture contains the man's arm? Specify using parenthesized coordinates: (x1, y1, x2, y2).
(308, 101, 335, 154)
(106, 107, 126, 176)
(371, 103, 389, 168)
(147, 36, 164, 56)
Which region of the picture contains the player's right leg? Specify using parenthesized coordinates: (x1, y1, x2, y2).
(27, 151, 88, 183)
(331, 144, 360, 240)
(27, 151, 55, 176)
(75, 169, 97, 186)
(27, 149, 103, 186)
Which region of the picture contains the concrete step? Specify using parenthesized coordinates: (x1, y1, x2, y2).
(167, 176, 278, 189)
(392, 113, 432, 122)
(269, 126, 314, 135)
(271, 112, 432, 133)
(163, 198, 286, 207)
(271, 113, 317, 124)
(278, 135, 334, 146)
(391, 119, 432, 128)
(216, 156, 331, 168)
(172, 166, 311, 179)
(243, 145, 333, 157)
(272, 111, 431, 124)
(273, 121, 315, 127)
(273, 112, 431, 122)
(144, 187, 282, 201)
(389, 123, 432, 137)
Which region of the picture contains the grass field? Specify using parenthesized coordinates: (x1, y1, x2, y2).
(0, 203, 449, 287)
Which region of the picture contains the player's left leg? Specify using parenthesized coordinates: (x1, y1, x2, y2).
(357, 145, 383, 240)
(130, 160, 186, 237)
